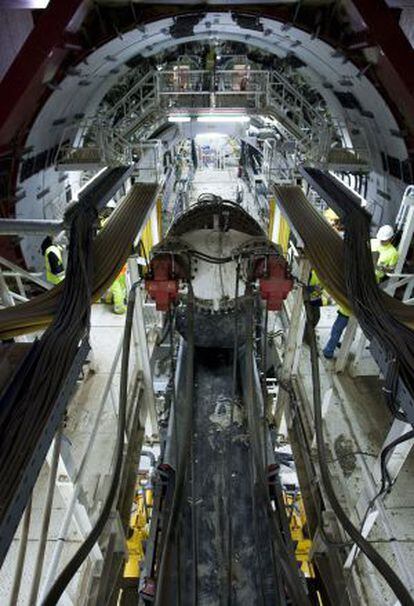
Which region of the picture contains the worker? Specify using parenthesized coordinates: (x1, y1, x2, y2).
(374, 225, 399, 282)
(306, 270, 324, 328)
(41, 236, 65, 285)
(173, 155, 183, 191)
(324, 208, 344, 235)
(104, 265, 127, 314)
(323, 303, 350, 360)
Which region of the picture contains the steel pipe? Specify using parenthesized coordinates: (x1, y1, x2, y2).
(0, 219, 63, 236)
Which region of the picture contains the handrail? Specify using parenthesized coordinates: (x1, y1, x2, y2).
(56, 68, 367, 169)
(0, 255, 51, 290)
(108, 71, 157, 118)
(40, 335, 124, 600)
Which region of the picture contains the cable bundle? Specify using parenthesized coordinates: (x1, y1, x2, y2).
(0, 182, 158, 566)
(343, 209, 414, 416)
(0, 183, 158, 339)
(272, 185, 414, 329)
(0, 201, 95, 529)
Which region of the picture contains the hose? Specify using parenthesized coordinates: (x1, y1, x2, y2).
(304, 298, 414, 606)
(244, 291, 311, 606)
(272, 184, 414, 330)
(42, 282, 138, 606)
(0, 201, 95, 543)
(379, 429, 414, 495)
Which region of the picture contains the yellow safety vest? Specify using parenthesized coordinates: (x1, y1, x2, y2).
(309, 270, 323, 303)
(45, 245, 65, 284)
(375, 243, 399, 281)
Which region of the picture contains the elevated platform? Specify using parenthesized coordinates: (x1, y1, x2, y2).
(56, 147, 106, 170)
(327, 148, 370, 172)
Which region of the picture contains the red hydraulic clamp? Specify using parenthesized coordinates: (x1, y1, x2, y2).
(255, 255, 293, 311)
(145, 254, 184, 311)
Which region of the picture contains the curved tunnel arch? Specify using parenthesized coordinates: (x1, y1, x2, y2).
(25, 13, 407, 158)
(16, 11, 410, 267)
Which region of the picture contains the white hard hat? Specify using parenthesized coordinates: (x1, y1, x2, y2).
(376, 225, 394, 241)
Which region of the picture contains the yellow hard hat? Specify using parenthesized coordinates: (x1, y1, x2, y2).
(323, 208, 339, 222)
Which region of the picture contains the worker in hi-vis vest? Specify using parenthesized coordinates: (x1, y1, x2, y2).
(372, 225, 399, 282)
(104, 265, 127, 314)
(41, 236, 65, 285)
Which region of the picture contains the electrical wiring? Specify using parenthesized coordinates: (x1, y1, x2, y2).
(42, 282, 138, 606)
(379, 429, 414, 494)
(304, 298, 414, 606)
(0, 183, 158, 340)
(342, 208, 414, 409)
(0, 201, 95, 532)
(244, 290, 312, 606)
(272, 184, 414, 330)
(154, 282, 195, 606)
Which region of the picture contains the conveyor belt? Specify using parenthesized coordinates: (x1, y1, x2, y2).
(0, 182, 158, 339)
(157, 347, 285, 606)
(273, 185, 414, 329)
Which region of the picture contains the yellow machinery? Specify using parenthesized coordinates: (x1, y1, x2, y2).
(284, 490, 314, 578)
(124, 483, 153, 581)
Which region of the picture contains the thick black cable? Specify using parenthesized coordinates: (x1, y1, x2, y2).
(379, 429, 414, 495)
(157, 313, 171, 346)
(227, 262, 240, 605)
(244, 291, 311, 606)
(304, 298, 414, 606)
(343, 209, 414, 416)
(154, 282, 195, 606)
(42, 282, 138, 606)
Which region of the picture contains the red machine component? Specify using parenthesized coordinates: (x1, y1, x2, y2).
(255, 255, 293, 311)
(145, 255, 184, 311)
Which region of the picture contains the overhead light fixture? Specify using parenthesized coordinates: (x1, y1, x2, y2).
(168, 116, 191, 123)
(197, 115, 250, 123)
(1, 0, 51, 7)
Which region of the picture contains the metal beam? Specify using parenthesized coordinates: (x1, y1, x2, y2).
(0, 219, 63, 236)
(0, 255, 51, 290)
(350, 0, 414, 130)
(0, 0, 87, 147)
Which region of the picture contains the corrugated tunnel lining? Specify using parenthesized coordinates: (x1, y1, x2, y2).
(274, 185, 414, 330)
(0, 182, 158, 339)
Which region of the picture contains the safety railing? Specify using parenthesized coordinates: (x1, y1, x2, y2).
(57, 68, 367, 169)
(0, 255, 52, 313)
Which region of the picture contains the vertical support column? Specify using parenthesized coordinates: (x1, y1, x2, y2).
(274, 255, 310, 429)
(28, 426, 63, 606)
(8, 496, 32, 606)
(128, 258, 158, 436)
(150, 203, 160, 248)
(335, 316, 358, 373)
